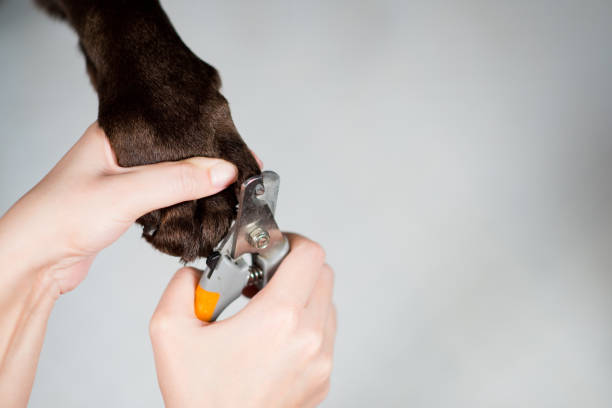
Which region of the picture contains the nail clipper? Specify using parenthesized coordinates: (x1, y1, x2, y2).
(193, 171, 290, 322)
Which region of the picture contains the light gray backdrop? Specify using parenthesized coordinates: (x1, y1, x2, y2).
(1, 0, 612, 407)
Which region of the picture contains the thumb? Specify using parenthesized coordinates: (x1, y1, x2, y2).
(153, 267, 204, 322)
(109, 157, 237, 221)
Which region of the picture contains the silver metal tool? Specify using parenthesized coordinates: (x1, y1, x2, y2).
(194, 170, 290, 322)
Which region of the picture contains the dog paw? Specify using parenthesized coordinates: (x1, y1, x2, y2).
(96, 51, 259, 262)
(137, 190, 237, 262)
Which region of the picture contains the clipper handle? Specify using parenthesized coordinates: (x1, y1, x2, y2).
(194, 255, 250, 322)
(194, 285, 222, 322)
(194, 235, 291, 322)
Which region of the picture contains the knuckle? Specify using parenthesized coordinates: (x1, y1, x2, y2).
(295, 240, 326, 264)
(300, 328, 324, 358)
(309, 242, 326, 263)
(149, 313, 172, 339)
(312, 357, 333, 386)
(175, 162, 199, 197)
(270, 305, 301, 333)
(321, 264, 335, 286)
(175, 266, 197, 282)
(306, 385, 330, 408)
(318, 379, 332, 400)
(87, 122, 106, 139)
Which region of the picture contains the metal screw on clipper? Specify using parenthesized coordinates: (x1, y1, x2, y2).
(249, 227, 270, 249)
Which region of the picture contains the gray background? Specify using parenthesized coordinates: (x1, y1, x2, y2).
(1, 0, 612, 406)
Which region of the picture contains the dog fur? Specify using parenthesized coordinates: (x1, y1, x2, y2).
(34, 0, 261, 262)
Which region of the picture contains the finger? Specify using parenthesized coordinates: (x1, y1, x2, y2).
(109, 157, 237, 220)
(301, 306, 336, 408)
(259, 233, 326, 307)
(303, 264, 334, 328)
(154, 267, 202, 321)
(322, 304, 337, 357)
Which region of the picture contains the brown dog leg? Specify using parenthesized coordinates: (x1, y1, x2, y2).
(34, 0, 261, 262)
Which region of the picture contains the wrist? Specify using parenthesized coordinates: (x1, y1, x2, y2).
(0, 186, 77, 288)
(0, 204, 61, 280)
(0, 226, 59, 309)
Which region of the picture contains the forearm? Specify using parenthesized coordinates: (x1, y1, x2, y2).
(0, 214, 59, 407)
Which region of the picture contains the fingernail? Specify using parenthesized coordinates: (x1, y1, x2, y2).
(210, 161, 238, 187)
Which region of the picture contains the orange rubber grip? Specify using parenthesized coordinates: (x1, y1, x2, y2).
(194, 284, 221, 322)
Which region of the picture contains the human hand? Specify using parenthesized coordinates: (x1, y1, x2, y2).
(0, 122, 261, 407)
(37, 0, 262, 262)
(150, 234, 337, 408)
(0, 122, 240, 294)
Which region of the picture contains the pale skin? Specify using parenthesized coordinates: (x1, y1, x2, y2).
(0, 123, 336, 407)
